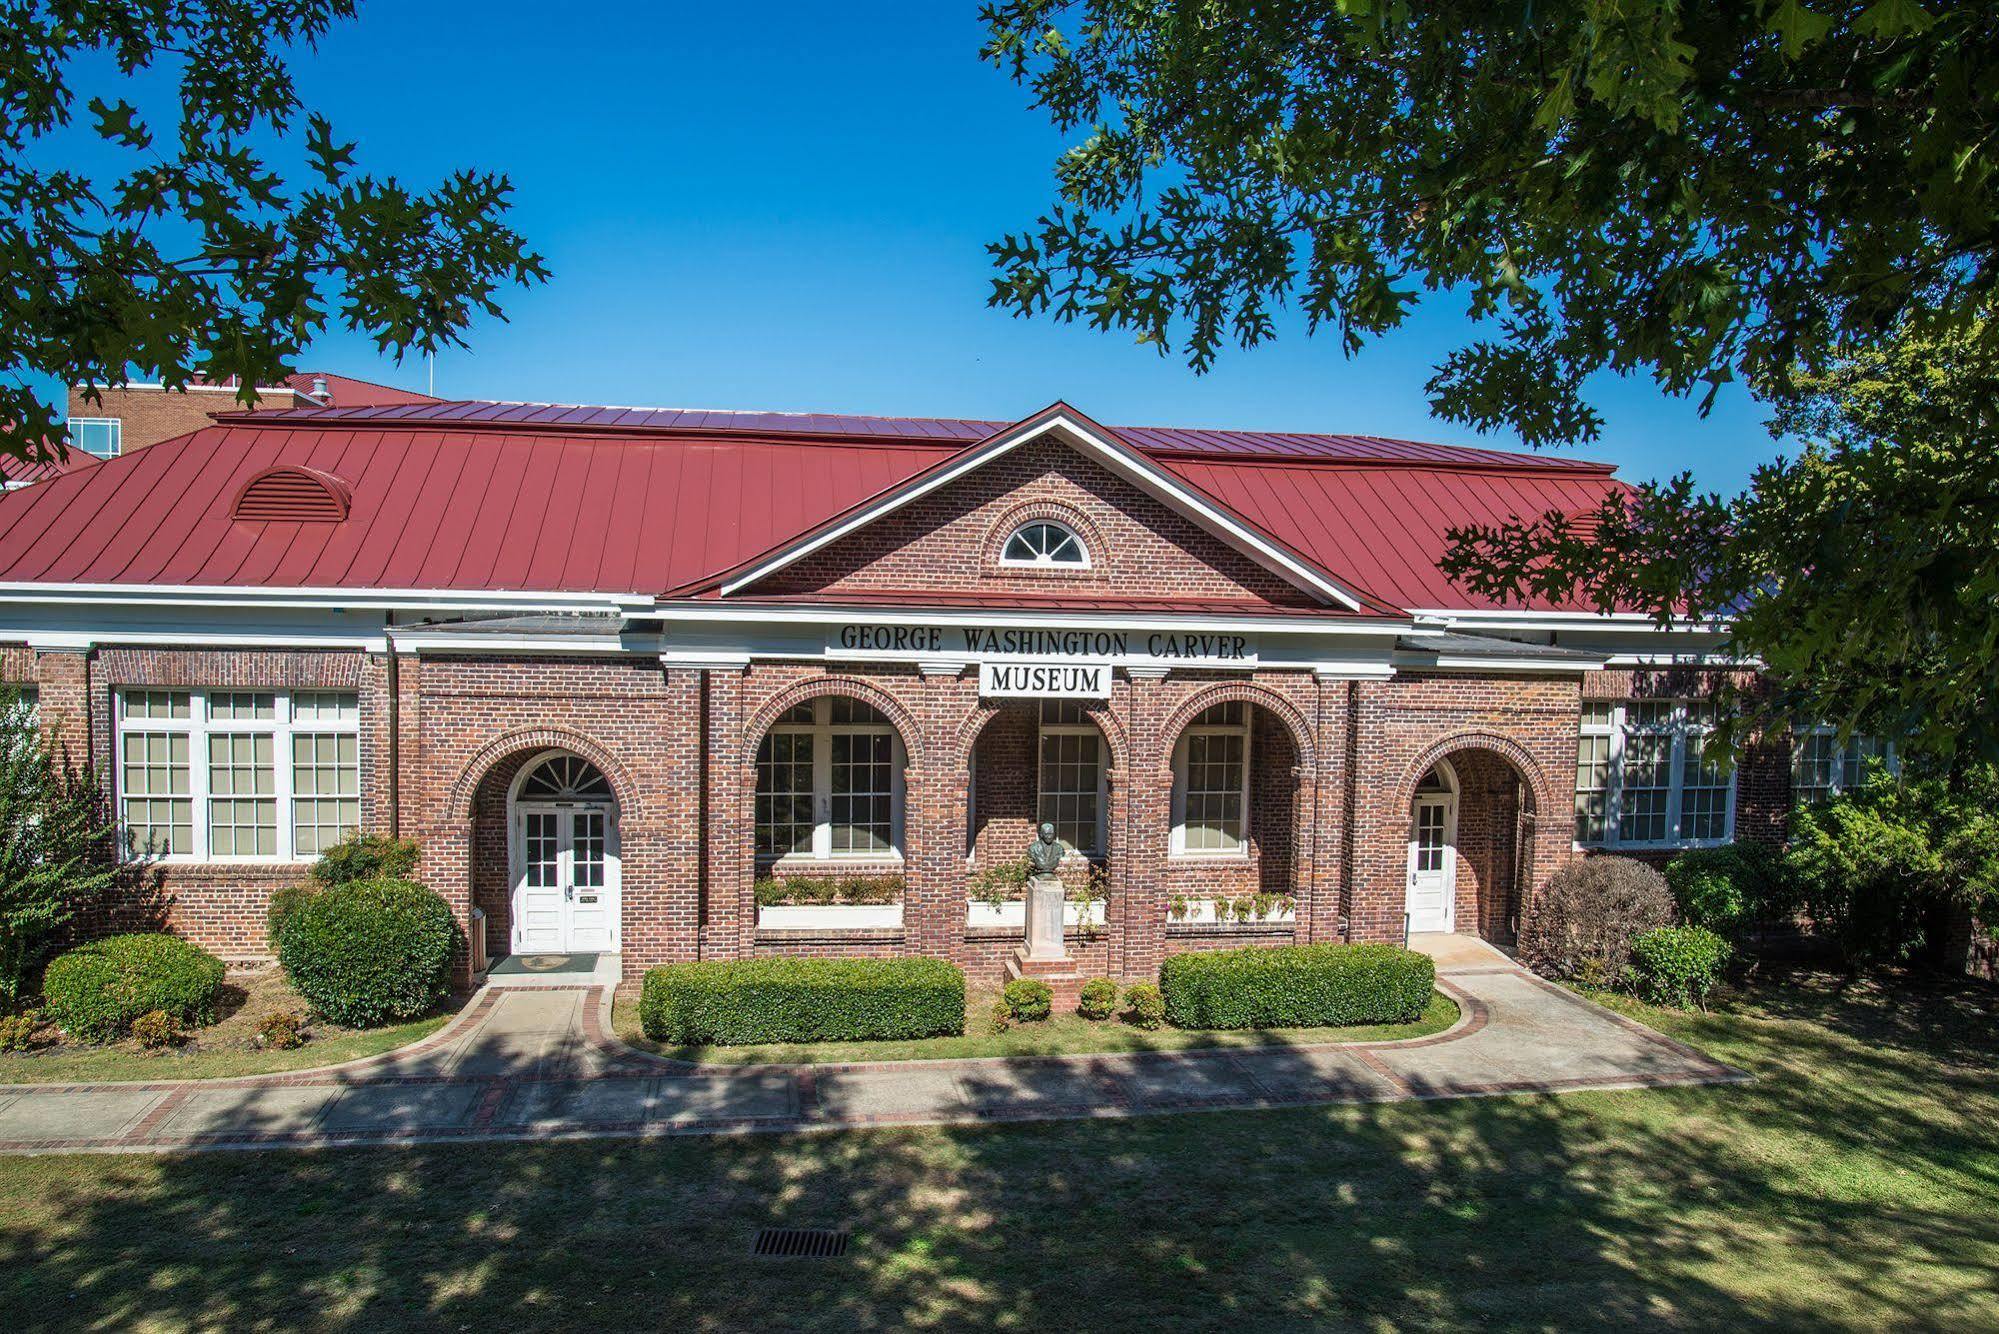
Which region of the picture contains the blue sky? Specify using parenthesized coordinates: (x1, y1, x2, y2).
(102, 2, 1782, 492)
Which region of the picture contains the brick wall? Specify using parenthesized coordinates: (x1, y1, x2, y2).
(65, 384, 303, 454)
(15, 636, 1813, 984)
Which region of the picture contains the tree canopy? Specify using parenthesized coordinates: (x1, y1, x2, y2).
(3, 1, 546, 463)
(1445, 325, 1999, 765)
(980, 1, 1997, 445)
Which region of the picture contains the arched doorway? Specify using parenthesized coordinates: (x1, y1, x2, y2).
(1404, 746, 1537, 943)
(1405, 760, 1459, 933)
(509, 751, 621, 954)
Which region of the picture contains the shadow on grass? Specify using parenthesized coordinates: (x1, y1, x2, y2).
(5, 976, 1997, 1330)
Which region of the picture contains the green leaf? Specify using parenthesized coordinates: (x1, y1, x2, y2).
(1767, 0, 1835, 56)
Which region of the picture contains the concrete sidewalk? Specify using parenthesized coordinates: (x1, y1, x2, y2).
(0, 936, 1745, 1155)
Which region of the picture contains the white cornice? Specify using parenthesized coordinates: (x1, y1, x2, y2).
(654, 601, 1410, 638)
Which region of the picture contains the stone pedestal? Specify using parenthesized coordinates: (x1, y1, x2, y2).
(1024, 873, 1068, 962)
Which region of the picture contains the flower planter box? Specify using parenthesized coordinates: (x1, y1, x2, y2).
(965, 899, 1107, 929)
(756, 903, 904, 930)
(1167, 898, 1297, 927)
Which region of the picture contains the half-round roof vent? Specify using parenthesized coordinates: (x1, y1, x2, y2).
(232, 466, 351, 523)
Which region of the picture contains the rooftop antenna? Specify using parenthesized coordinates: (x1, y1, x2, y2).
(426, 350, 435, 397)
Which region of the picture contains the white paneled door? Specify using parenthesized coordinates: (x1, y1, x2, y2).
(512, 804, 619, 954)
(1405, 794, 1456, 933)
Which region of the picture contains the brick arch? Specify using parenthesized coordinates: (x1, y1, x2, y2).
(1157, 681, 1317, 772)
(1393, 731, 1556, 820)
(952, 696, 1130, 775)
(743, 674, 925, 756)
(981, 497, 1108, 574)
(447, 728, 640, 818)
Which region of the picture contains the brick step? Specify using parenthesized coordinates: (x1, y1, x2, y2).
(1004, 948, 1087, 1006)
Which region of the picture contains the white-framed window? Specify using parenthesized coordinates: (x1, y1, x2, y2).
(1171, 701, 1252, 856)
(117, 688, 360, 861)
(1001, 520, 1089, 567)
(66, 417, 122, 458)
(1038, 699, 1105, 855)
(1791, 727, 1895, 807)
(1575, 699, 1736, 849)
(754, 697, 904, 862)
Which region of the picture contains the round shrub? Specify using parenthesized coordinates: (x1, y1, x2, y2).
(264, 883, 320, 947)
(1077, 976, 1117, 1020)
(130, 1009, 182, 1049)
(41, 933, 225, 1042)
(1518, 855, 1676, 986)
(278, 878, 456, 1027)
(1001, 977, 1053, 1021)
(1123, 982, 1165, 1030)
(1665, 842, 1790, 935)
(1631, 925, 1733, 1008)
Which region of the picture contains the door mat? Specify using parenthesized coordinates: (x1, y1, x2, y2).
(487, 952, 601, 976)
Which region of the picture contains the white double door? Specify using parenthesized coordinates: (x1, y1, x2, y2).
(513, 803, 618, 954)
(1405, 794, 1457, 933)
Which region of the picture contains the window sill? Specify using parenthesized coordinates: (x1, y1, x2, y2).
(1167, 851, 1251, 864)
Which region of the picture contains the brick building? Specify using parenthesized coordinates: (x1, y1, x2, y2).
(0, 398, 1830, 988)
(62, 371, 437, 459)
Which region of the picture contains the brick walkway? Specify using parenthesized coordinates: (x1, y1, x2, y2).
(0, 937, 1745, 1155)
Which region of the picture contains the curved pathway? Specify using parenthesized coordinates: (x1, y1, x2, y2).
(0, 936, 1744, 1155)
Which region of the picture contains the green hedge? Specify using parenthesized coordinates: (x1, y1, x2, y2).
(1631, 925, 1733, 1008)
(639, 957, 965, 1045)
(1160, 942, 1435, 1030)
(41, 934, 225, 1042)
(278, 878, 456, 1027)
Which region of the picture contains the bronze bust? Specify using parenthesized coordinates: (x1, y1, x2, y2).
(1027, 821, 1064, 875)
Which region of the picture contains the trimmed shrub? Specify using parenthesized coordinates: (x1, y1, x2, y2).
(1665, 842, 1791, 935)
(41, 933, 225, 1042)
(1631, 926, 1733, 1008)
(986, 1000, 1011, 1035)
(1160, 943, 1434, 1030)
(1518, 855, 1676, 985)
(1123, 982, 1165, 1030)
(278, 878, 456, 1027)
(639, 957, 965, 1046)
(129, 1008, 182, 1049)
(309, 834, 421, 886)
(0, 1011, 39, 1051)
(1001, 977, 1052, 1021)
(265, 883, 320, 947)
(1077, 976, 1117, 1020)
(257, 1010, 307, 1050)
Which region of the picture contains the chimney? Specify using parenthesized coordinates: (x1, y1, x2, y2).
(310, 375, 329, 402)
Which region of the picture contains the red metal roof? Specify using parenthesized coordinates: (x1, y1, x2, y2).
(282, 372, 439, 408)
(227, 400, 1614, 472)
(0, 406, 1627, 614)
(1, 447, 100, 487)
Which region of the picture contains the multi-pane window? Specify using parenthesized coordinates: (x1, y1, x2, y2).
(1791, 727, 1894, 807)
(1038, 699, 1104, 855)
(116, 689, 359, 860)
(1574, 700, 1736, 848)
(65, 417, 122, 458)
(1001, 520, 1088, 566)
(754, 697, 903, 862)
(1173, 702, 1250, 855)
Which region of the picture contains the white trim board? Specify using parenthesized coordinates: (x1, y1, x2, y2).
(715, 408, 1372, 611)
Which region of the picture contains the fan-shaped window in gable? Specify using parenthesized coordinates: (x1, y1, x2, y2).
(1001, 520, 1088, 567)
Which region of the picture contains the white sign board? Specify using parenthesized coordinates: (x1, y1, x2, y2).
(828, 624, 1256, 668)
(978, 661, 1112, 699)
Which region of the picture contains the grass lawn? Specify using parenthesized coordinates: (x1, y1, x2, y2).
(3, 967, 1996, 1330)
(0, 968, 454, 1084)
(610, 987, 1461, 1063)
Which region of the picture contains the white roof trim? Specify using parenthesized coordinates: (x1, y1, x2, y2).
(715, 410, 1369, 611)
(0, 581, 657, 614)
(654, 601, 1410, 637)
(1409, 608, 1730, 633)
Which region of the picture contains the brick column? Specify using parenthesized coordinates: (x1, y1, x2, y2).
(1118, 667, 1172, 980)
(701, 666, 751, 960)
(1346, 679, 1402, 943)
(1301, 671, 1352, 944)
(423, 815, 475, 987)
(33, 649, 92, 766)
(1099, 671, 1134, 977)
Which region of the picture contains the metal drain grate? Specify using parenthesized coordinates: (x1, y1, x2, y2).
(752, 1227, 850, 1259)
